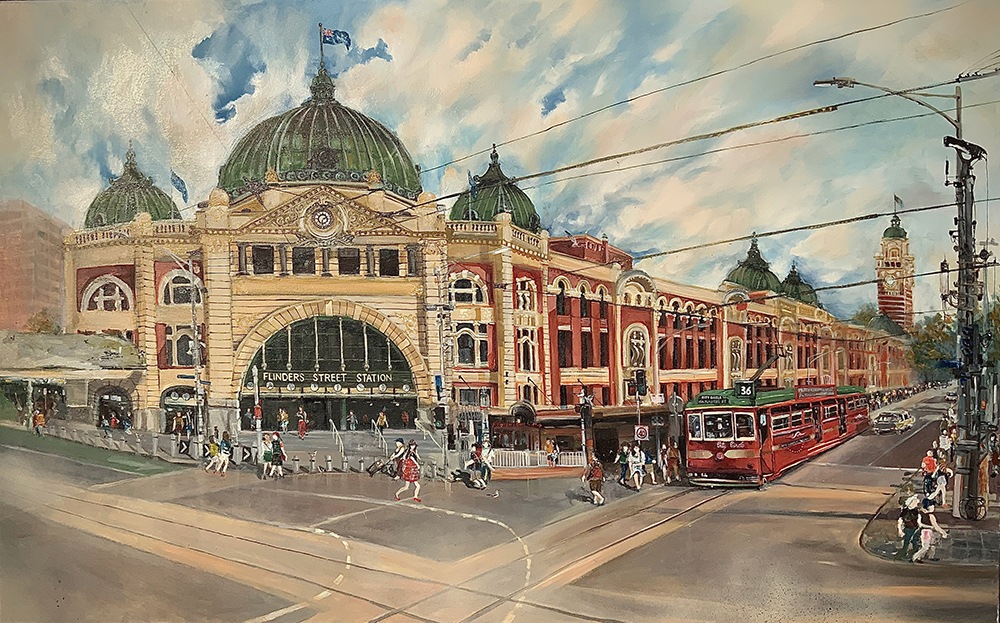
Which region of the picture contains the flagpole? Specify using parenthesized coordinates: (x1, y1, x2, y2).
(318, 22, 324, 68)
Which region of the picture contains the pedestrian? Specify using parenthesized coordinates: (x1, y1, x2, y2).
(394, 440, 422, 502)
(376, 410, 388, 434)
(271, 433, 286, 478)
(32, 409, 45, 436)
(938, 426, 953, 463)
(643, 445, 657, 485)
(545, 438, 556, 467)
(279, 409, 289, 433)
(218, 431, 232, 477)
(920, 451, 937, 496)
(123, 413, 133, 435)
(297, 406, 309, 440)
(205, 435, 221, 473)
(466, 442, 488, 489)
(894, 495, 921, 560)
(481, 440, 495, 485)
(388, 438, 406, 479)
(401, 411, 410, 428)
(616, 442, 630, 486)
(629, 444, 645, 490)
(100, 415, 112, 437)
(260, 434, 273, 479)
(362, 412, 370, 430)
(172, 412, 183, 435)
(912, 498, 948, 563)
(658, 442, 670, 483)
(666, 438, 682, 484)
(348, 410, 357, 431)
(582, 456, 605, 505)
(243, 407, 252, 430)
(930, 466, 953, 507)
(253, 404, 262, 432)
(110, 413, 119, 431)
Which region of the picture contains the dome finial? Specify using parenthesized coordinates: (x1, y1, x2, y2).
(491, 144, 499, 165)
(309, 63, 336, 102)
(125, 141, 137, 170)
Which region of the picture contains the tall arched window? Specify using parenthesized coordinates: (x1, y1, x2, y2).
(162, 273, 202, 305)
(556, 281, 567, 315)
(451, 278, 485, 304)
(518, 328, 537, 371)
(455, 322, 489, 367)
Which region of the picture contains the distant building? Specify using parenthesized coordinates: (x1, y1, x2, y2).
(0, 200, 70, 331)
(875, 214, 915, 330)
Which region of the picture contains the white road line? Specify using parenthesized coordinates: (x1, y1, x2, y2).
(334, 574, 344, 585)
(313, 589, 332, 600)
(243, 603, 306, 623)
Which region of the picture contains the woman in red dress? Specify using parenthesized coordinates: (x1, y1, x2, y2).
(394, 440, 422, 502)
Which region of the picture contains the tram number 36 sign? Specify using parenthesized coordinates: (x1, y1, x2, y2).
(634, 425, 650, 441)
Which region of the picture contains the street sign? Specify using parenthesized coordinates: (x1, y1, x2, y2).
(651, 415, 665, 427)
(634, 425, 649, 441)
(177, 374, 196, 379)
(667, 395, 685, 414)
(241, 446, 254, 463)
(178, 439, 190, 455)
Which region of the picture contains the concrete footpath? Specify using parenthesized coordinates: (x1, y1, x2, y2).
(860, 392, 999, 566)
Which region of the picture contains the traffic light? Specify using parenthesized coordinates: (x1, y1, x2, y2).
(960, 324, 979, 362)
(433, 406, 446, 429)
(634, 370, 648, 396)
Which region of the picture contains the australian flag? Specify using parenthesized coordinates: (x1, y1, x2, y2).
(322, 28, 351, 50)
(170, 170, 189, 203)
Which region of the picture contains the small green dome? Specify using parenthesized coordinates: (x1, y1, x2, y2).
(85, 147, 180, 229)
(450, 146, 540, 232)
(218, 64, 422, 200)
(883, 214, 907, 239)
(726, 237, 782, 292)
(781, 263, 819, 306)
(868, 313, 906, 336)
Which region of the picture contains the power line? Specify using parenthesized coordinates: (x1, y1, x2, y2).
(420, 0, 975, 174)
(521, 99, 1000, 193)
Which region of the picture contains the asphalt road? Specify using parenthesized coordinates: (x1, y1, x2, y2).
(1, 390, 996, 623)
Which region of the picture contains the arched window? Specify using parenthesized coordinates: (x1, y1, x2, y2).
(164, 326, 196, 367)
(672, 301, 681, 329)
(556, 281, 567, 315)
(580, 289, 589, 317)
(455, 322, 489, 367)
(658, 300, 667, 327)
(516, 279, 536, 311)
(598, 287, 608, 318)
(519, 328, 537, 371)
(451, 278, 485, 304)
(82, 275, 133, 312)
(457, 333, 475, 365)
(162, 273, 202, 305)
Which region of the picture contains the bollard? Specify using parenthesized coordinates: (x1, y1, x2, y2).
(170, 435, 178, 457)
(359, 457, 365, 473)
(309, 452, 317, 473)
(342, 455, 349, 472)
(326, 455, 333, 471)
(293, 456, 300, 473)
(151, 433, 158, 459)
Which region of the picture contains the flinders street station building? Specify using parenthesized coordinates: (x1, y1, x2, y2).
(52, 63, 912, 455)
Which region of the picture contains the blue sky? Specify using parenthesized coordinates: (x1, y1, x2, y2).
(1, 0, 998, 319)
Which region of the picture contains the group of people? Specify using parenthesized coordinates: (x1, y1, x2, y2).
(168, 411, 196, 437)
(894, 425, 955, 562)
(204, 431, 233, 477)
(868, 383, 931, 411)
(387, 438, 423, 501)
(257, 432, 287, 479)
(614, 439, 683, 491)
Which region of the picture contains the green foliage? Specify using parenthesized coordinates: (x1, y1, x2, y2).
(850, 303, 879, 325)
(24, 309, 62, 334)
(907, 313, 956, 382)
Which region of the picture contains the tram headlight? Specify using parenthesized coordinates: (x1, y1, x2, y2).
(714, 452, 724, 461)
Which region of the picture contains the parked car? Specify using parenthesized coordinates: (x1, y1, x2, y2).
(945, 391, 958, 402)
(872, 410, 914, 435)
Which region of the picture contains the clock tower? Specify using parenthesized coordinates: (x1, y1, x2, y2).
(875, 213, 915, 330)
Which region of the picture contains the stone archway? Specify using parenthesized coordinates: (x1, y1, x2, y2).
(232, 299, 431, 404)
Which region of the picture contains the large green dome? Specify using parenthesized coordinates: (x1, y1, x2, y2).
(725, 237, 782, 292)
(780, 263, 819, 306)
(450, 146, 540, 232)
(883, 214, 907, 239)
(85, 147, 180, 229)
(218, 65, 422, 200)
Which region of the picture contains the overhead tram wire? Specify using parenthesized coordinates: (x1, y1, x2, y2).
(420, 0, 976, 174)
(520, 99, 1000, 192)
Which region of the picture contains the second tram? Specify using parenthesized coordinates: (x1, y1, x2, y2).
(685, 385, 869, 486)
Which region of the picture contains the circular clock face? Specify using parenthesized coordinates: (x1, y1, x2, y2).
(302, 202, 345, 240)
(311, 207, 334, 230)
(884, 275, 896, 287)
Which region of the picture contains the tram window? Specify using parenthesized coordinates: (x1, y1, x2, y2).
(772, 412, 790, 432)
(825, 406, 837, 419)
(703, 413, 733, 440)
(790, 411, 803, 427)
(803, 410, 812, 424)
(688, 414, 703, 440)
(735, 413, 755, 440)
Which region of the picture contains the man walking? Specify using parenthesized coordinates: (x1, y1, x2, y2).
(912, 498, 948, 562)
(616, 442, 630, 486)
(297, 406, 309, 440)
(894, 495, 921, 561)
(582, 457, 605, 505)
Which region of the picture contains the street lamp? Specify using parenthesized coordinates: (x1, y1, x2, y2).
(813, 77, 961, 138)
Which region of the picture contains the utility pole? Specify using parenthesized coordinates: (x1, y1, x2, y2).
(187, 250, 206, 450)
(946, 134, 989, 520)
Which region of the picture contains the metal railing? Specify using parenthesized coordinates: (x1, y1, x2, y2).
(330, 420, 344, 453)
(370, 421, 389, 456)
(490, 449, 586, 468)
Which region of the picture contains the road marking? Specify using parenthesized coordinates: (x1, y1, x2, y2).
(243, 601, 307, 623)
(313, 590, 332, 600)
(334, 574, 344, 586)
(816, 560, 838, 566)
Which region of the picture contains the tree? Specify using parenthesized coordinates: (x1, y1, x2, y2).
(907, 313, 956, 382)
(850, 303, 879, 325)
(24, 309, 61, 334)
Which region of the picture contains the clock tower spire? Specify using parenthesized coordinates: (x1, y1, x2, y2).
(875, 210, 915, 330)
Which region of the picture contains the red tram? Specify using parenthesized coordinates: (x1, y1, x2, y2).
(685, 385, 869, 486)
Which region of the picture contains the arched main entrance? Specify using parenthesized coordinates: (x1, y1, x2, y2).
(238, 315, 418, 432)
(94, 386, 133, 429)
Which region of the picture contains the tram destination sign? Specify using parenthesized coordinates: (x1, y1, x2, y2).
(794, 385, 836, 400)
(696, 394, 730, 405)
(259, 370, 413, 388)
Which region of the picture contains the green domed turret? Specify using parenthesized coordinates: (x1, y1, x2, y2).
(217, 64, 422, 200)
(85, 147, 180, 229)
(725, 237, 782, 292)
(883, 214, 907, 239)
(780, 263, 819, 306)
(450, 146, 540, 232)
